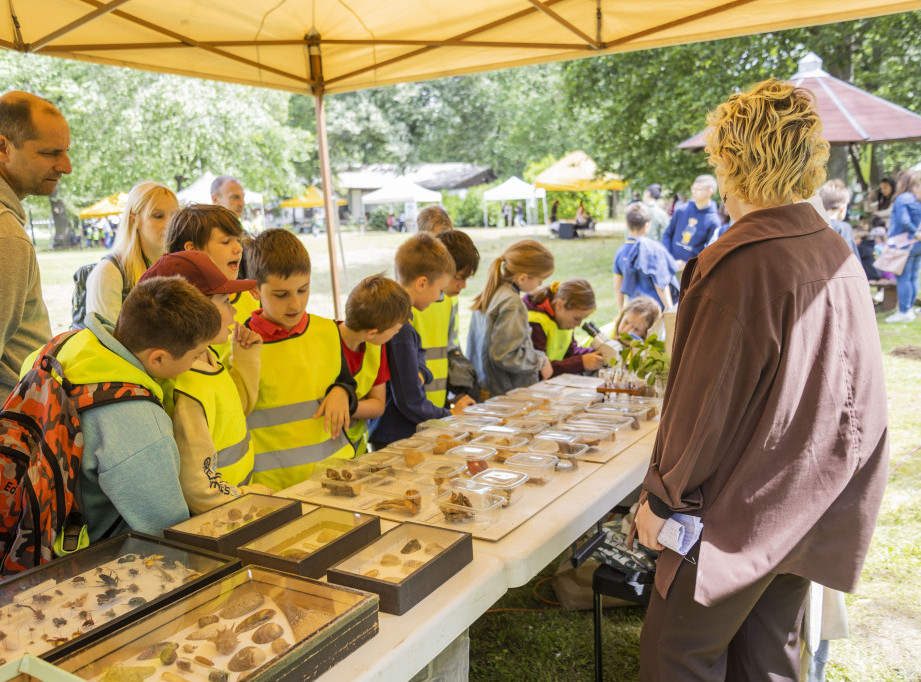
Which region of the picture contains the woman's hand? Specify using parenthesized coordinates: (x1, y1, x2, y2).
(635, 501, 666, 551)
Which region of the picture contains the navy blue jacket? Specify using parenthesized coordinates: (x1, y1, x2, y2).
(662, 200, 722, 261)
(370, 318, 451, 445)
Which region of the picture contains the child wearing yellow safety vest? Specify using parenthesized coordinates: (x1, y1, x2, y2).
(371, 233, 475, 447)
(412, 222, 481, 407)
(144, 251, 273, 514)
(524, 279, 605, 377)
(164, 204, 260, 365)
(244, 229, 358, 491)
(338, 275, 412, 455)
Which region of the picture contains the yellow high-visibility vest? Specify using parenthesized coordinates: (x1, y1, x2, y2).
(162, 348, 254, 487)
(344, 342, 383, 457)
(411, 296, 451, 407)
(246, 315, 354, 491)
(527, 309, 574, 362)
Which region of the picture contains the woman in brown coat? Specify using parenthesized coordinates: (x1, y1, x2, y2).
(633, 79, 889, 681)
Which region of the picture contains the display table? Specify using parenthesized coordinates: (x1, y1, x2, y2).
(311, 422, 658, 680)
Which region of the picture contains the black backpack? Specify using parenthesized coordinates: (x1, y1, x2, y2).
(71, 254, 131, 329)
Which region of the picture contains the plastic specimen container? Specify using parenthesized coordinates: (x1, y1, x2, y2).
(470, 467, 529, 506)
(434, 488, 505, 529)
(446, 443, 498, 476)
(504, 452, 560, 484)
(469, 433, 530, 463)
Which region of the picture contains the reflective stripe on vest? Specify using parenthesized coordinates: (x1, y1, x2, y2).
(248, 315, 354, 491)
(411, 296, 451, 408)
(527, 309, 574, 362)
(167, 350, 255, 487)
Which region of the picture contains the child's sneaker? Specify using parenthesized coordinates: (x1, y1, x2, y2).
(885, 310, 916, 323)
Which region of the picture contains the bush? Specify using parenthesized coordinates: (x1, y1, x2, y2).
(367, 208, 391, 231)
(441, 186, 504, 228)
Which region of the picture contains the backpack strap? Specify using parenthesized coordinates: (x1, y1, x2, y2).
(102, 254, 132, 302)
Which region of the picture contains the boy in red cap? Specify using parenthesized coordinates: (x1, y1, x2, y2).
(140, 250, 271, 512)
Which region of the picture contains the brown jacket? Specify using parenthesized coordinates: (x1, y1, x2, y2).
(642, 202, 889, 606)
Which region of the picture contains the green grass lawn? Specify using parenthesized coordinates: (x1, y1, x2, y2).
(35, 224, 921, 681)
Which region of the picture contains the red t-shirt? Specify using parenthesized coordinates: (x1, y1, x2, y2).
(337, 325, 390, 386)
(248, 309, 309, 341)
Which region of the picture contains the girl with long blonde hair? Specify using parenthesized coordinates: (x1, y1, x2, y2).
(467, 239, 554, 397)
(84, 180, 178, 323)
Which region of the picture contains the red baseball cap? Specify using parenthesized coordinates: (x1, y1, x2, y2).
(140, 251, 256, 295)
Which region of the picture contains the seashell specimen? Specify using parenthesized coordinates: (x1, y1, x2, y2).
(234, 608, 276, 633)
(271, 638, 290, 655)
(218, 590, 264, 619)
(227, 646, 266, 672)
(177, 660, 192, 672)
(128, 597, 147, 607)
(379, 553, 400, 566)
(252, 622, 284, 644)
(160, 673, 189, 682)
(209, 624, 239, 656)
(227, 508, 243, 521)
(160, 646, 178, 666)
(194, 655, 214, 667)
(100, 665, 156, 682)
(197, 615, 219, 628)
(186, 623, 222, 641)
(362, 568, 380, 578)
(400, 538, 421, 554)
(424, 542, 445, 556)
(280, 548, 309, 560)
(209, 671, 229, 682)
(137, 641, 178, 661)
(181, 644, 196, 654)
(278, 599, 329, 640)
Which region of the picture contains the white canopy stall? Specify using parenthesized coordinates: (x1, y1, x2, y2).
(482, 176, 547, 227)
(362, 179, 442, 232)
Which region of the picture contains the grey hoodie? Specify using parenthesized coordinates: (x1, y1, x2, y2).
(0, 175, 51, 401)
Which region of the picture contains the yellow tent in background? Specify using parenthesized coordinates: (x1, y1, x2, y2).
(279, 185, 347, 209)
(533, 152, 626, 192)
(78, 193, 127, 220)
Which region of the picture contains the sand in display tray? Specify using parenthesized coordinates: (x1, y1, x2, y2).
(52, 567, 378, 682)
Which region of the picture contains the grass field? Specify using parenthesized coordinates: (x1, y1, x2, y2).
(35, 223, 921, 681)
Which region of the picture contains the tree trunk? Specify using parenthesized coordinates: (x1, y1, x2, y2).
(49, 188, 74, 249)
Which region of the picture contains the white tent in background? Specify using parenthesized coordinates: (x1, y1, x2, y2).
(362, 179, 442, 232)
(482, 177, 547, 227)
(176, 171, 263, 206)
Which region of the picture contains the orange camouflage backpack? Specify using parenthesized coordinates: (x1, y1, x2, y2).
(0, 331, 156, 576)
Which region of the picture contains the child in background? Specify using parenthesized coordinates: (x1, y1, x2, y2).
(338, 274, 412, 455)
(164, 204, 260, 363)
(854, 229, 881, 281)
(467, 239, 554, 398)
(613, 202, 679, 311)
(24, 278, 221, 540)
(244, 229, 358, 491)
(524, 279, 604, 376)
(370, 233, 475, 447)
(614, 296, 662, 341)
(141, 251, 272, 513)
(413, 219, 481, 407)
(163, 205, 259, 406)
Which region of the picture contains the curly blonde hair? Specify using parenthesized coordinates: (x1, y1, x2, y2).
(705, 78, 829, 208)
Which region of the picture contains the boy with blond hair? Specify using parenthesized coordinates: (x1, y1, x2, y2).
(338, 274, 412, 455)
(370, 233, 475, 447)
(244, 229, 357, 490)
(141, 251, 271, 513)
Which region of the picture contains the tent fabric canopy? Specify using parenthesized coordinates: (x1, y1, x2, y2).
(2, 2, 917, 97)
(176, 171, 263, 206)
(78, 192, 127, 219)
(533, 151, 626, 192)
(679, 52, 921, 149)
(483, 176, 546, 201)
(280, 185, 347, 208)
(362, 179, 442, 204)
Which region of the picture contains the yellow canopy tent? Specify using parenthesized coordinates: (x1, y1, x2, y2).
(279, 185, 347, 209)
(3, 0, 917, 313)
(533, 151, 626, 192)
(77, 192, 127, 220)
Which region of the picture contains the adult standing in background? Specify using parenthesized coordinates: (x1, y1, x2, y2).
(634, 79, 888, 681)
(0, 91, 68, 401)
(211, 175, 245, 219)
(643, 183, 670, 241)
(661, 174, 722, 268)
(885, 169, 921, 323)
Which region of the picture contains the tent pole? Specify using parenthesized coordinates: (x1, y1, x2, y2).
(309, 32, 344, 319)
